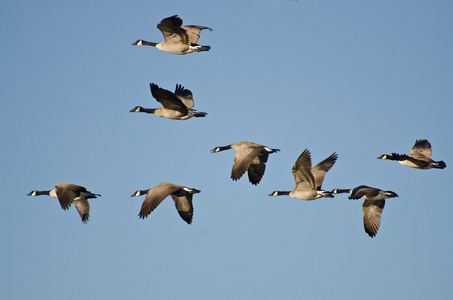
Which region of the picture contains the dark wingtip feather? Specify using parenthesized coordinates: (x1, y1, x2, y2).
(82, 214, 89, 224)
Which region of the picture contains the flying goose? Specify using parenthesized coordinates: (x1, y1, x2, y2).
(132, 15, 212, 55)
(210, 141, 280, 185)
(269, 149, 337, 200)
(130, 83, 207, 120)
(131, 182, 200, 224)
(377, 139, 446, 169)
(332, 186, 398, 238)
(27, 183, 100, 224)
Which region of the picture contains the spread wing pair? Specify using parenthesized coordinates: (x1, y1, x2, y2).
(131, 182, 200, 224)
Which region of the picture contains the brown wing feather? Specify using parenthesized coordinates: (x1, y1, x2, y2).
(139, 183, 182, 219)
(350, 186, 379, 199)
(231, 148, 262, 181)
(182, 25, 212, 44)
(410, 139, 432, 158)
(174, 84, 194, 109)
(73, 199, 90, 224)
(362, 200, 385, 237)
(54, 183, 83, 210)
(149, 83, 188, 112)
(171, 194, 194, 224)
(156, 15, 188, 44)
(291, 149, 315, 189)
(247, 154, 268, 185)
(311, 152, 338, 189)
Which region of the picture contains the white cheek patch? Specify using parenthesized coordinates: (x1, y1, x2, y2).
(137, 40, 143, 46)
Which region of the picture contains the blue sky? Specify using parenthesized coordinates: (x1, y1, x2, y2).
(1, 0, 452, 299)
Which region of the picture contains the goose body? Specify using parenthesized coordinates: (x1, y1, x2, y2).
(211, 141, 280, 185)
(269, 149, 337, 200)
(377, 139, 446, 169)
(132, 15, 212, 55)
(27, 183, 100, 224)
(131, 182, 200, 224)
(130, 83, 207, 120)
(332, 185, 398, 237)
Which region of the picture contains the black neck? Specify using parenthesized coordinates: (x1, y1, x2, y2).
(217, 145, 232, 151)
(334, 189, 350, 194)
(142, 41, 157, 46)
(138, 108, 157, 114)
(273, 191, 290, 196)
(133, 40, 157, 47)
(28, 190, 51, 196)
(131, 189, 150, 197)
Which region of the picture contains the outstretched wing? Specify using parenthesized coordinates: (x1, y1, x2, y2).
(291, 149, 315, 190)
(349, 186, 379, 199)
(231, 147, 262, 181)
(139, 183, 183, 219)
(174, 84, 194, 108)
(149, 83, 188, 112)
(54, 183, 84, 210)
(171, 194, 194, 224)
(73, 199, 90, 224)
(182, 25, 212, 44)
(311, 152, 338, 189)
(362, 200, 385, 237)
(409, 139, 432, 159)
(247, 153, 268, 185)
(156, 15, 189, 44)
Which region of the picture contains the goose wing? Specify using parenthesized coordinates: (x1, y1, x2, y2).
(349, 186, 379, 199)
(291, 149, 316, 190)
(139, 182, 183, 219)
(231, 147, 262, 181)
(73, 199, 90, 224)
(54, 183, 85, 210)
(149, 83, 188, 112)
(171, 194, 194, 224)
(182, 25, 212, 44)
(409, 139, 432, 159)
(391, 153, 431, 167)
(156, 15, 189, 44)
(247, 153, 269, 185)
(362, 200, 385, 237)
(174, 84, 194, 108)
(311, 152, 338, 189)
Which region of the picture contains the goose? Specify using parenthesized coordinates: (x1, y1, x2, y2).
(269, 149, 337, 200)
(132, 15, 212, 55)
(130, 83, 207, 120)
(377, 139, 446, 169)
(332, 186, 398, 238)
(211, 141, 280, 185)
(131, 182, 200, 224)
(27, 183, 100, 224)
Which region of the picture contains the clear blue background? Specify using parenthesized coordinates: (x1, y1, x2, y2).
(1, 0, 452, 299)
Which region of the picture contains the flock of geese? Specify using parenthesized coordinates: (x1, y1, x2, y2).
(27, 16, 446, 238)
